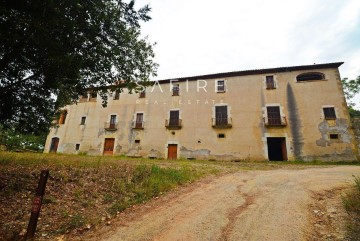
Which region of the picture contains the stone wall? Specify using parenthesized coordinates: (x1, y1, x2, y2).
(351, 118, 360, 159)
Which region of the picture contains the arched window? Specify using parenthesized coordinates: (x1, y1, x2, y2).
(59, 110, 68, 124)
(296, 72, 325, 82)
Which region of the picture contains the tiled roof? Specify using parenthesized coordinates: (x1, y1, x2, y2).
(157, 62, 344, 83)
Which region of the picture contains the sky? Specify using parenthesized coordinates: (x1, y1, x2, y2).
(135, 0, 360, 106)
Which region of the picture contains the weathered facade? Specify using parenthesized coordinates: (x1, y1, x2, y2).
(44, 62, 359, 161)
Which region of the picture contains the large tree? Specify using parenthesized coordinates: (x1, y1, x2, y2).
(0, 0, 157, 135)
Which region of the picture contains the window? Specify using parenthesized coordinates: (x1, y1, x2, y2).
(80, 92, 88, 102)
(169, 110, 180, 127)
(216, 80, 225, 92)
(105, 115, 117, 131)
(266, 76, 275, 89)
(80, 116, 86, 125)
(297, 72, 325, 82)
(218, 133, 225, 138)
(172, 84, 180, 96)
(329, 134, 339, 140)
(323, 107, 336, 120)
(114, 90, 120, 100)
(267, 106, 281, 125)
(166, 110, 181, 129)
(139, 90, 146, 98)
(59, 110, 67, 124)
(90, 91, 97, 99)
(135, 140, 140, 144)
(110, 115, 117, 128)
(75, 144, 80, 151)
(215, 106, 228, 126)
(135, 113, 144, 129)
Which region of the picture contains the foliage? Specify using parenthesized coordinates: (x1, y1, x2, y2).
(343, 176, 360, 240)
(349, 107, 360, 118)
(0, 124, 45, 151)
(0, 0, 157, 135)
(342, 76, 360, 109)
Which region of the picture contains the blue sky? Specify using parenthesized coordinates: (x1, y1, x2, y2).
(135, 0, 360, 106)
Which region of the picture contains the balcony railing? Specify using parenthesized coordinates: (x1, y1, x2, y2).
(165, 119, 182, 130)
(212, 117, 232, 128)
(104, 122, 118, 131)
(132, 121, 144, 129)
(266, 82, 276, 89)
(263, 116, 287, 127)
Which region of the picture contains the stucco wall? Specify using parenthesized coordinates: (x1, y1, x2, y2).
(351, 118, 360, 159)
(44, 65, 357, 161)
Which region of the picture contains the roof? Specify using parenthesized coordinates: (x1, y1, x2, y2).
(157, 62, 344, 84)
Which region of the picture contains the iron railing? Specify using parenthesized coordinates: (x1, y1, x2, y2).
(104, 122, 118, 131)
(165, 119, 182, 129)
(212, 117, 232, 128)
(263, 116, 287, 127)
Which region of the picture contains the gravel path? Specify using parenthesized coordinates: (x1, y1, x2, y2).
(101, 166, 360, 241)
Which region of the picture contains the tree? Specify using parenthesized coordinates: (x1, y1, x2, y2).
(0, 0, 157, 135)
(342, 76, 360, 118)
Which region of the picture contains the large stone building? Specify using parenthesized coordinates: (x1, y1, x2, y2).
(44, 62, 359, 161)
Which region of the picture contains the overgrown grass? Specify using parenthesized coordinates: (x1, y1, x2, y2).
(343, 175, 360, 240)
(0, 151, 217, 240)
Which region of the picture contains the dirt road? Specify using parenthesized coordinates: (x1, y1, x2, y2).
(101, 166, 360, 241)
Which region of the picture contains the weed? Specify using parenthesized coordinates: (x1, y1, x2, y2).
(343, 175, 360, 240)
(108, 201, 128, 215)
(68, 214, 85, 229)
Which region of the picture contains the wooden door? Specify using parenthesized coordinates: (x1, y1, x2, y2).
(50, 137, 59, 153)
(167, 144, 177, 160)
(103, 138, 115, 155)
(281, 138, 288, 161)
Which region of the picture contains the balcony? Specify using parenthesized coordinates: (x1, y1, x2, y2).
(132, 121, 144, 129)
(263, 116, 287, 127)
(104, 122, 118, 131)
(266, 82, 276, 89)
(212, 117, 232, 129)
(165, 119, 182, 130)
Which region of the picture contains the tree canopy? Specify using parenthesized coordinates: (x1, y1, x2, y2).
(342, 75, 360, 118)
(0, 0, 157, 135)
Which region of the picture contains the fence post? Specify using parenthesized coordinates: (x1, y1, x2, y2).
(25, 170, 49, 240)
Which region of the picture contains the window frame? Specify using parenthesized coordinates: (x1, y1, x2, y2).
(216, 80, 226, 93)
(265, 75, 276, 89)
(172, 84, 180, 96)
(113, 90, 120, 100)
(323, 107, 336, 120)
(139, 90, 146, 98)
(296, 72, 326, 82)
(80, 116, 86, 125)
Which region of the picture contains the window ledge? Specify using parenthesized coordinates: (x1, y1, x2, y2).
(296, 79, 328, 83)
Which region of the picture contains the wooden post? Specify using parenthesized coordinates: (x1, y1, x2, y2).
(25, 170, 49, 240)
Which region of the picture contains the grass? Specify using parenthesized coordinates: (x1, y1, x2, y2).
(343, 175, 360, 240)
(0, 151, 220, 240)
(0, 151, 359, 240)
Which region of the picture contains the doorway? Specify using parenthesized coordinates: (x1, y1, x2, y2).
(50, 137, 59, 153)
(267, 137, 287, 161)
(103, 138, 115, 155)
(167, 144, 178, 160)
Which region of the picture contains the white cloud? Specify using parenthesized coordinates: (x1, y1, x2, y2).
(136, 0, 360, 87)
